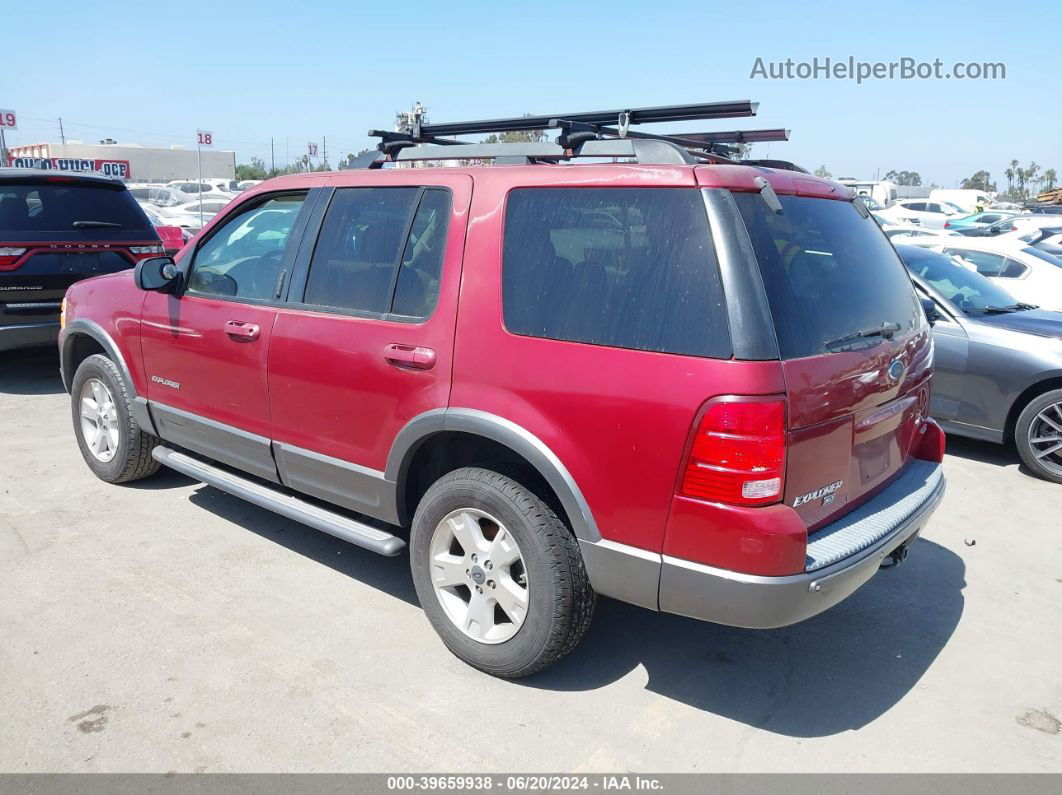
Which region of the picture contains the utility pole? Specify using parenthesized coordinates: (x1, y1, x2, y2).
(58, 117, 66, 145)
(270, 137, 275, 175)
(323, 136, 327, 169)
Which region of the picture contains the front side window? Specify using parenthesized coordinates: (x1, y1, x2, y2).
(502, 188, 730, 358)
(900, 245, 1017, 311)
(187, 193, 306, 301)
(303, 187, 451, 318)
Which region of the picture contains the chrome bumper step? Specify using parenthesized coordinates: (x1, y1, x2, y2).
(152, 446, 406, 557)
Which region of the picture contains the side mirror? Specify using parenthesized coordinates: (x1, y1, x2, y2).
(921, 297, 942, 325)
(134, 256, 179, 292)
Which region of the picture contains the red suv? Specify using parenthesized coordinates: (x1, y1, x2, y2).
(59, 104, 946, 677)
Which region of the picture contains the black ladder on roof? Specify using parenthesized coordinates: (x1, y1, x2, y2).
(358, 100, 795, 169)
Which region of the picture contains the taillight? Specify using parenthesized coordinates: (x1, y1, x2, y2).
(129, 244, 164, 259)
(681, 399, 787, 506)
(944, 221, 951, 228)
(0, 247, 28, 271)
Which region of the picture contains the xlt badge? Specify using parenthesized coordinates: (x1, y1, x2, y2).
(793, 480, 843, 507)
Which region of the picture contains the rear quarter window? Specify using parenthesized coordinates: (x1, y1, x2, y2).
(501, 188, 730, 358)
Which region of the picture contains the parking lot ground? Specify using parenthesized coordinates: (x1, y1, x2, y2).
(1, 348, 1061, 773)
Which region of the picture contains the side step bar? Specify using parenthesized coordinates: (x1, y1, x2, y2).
(152, 446, 406, 557)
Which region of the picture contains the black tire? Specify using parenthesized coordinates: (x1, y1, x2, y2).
(1014, 388, 1062, 484)
(410, 466, 595, 678)
(70, 354, 161, 484)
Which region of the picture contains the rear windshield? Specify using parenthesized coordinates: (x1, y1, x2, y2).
(734, 193, 923, 359)
(502, 188, 730, 358)
(0, 182, 152, 235)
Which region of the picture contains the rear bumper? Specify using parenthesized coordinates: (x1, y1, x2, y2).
(0, 321, 59, 352)
(581, 460, 946, 629)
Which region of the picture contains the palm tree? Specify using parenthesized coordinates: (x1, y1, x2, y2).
(1044, 169, 1057, 191)
(1026, 162, 1041, 198)
(1005, 167, 1015, 196)
(1009, 159, 1021, 199)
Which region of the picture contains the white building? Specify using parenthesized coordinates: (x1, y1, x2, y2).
(7, 141, 236, 182)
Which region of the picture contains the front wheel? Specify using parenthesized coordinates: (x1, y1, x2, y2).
(70, 354, 161, 484)
(409, 467, 595, 678)
(1014, 389, 1062, 484)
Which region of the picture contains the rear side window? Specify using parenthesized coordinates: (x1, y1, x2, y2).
(734, 193, 922, 359)
(303, 187, 451, 319)
(502, 188, 730, 358)
(0, 183, 152, 234)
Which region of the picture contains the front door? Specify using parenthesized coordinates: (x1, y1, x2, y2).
(267, 174, 472, 521)
(140, 190, 312, 481)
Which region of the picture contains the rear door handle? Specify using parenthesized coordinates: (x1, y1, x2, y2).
(384, 343, 436, 370)
(225, 320, 260, 341)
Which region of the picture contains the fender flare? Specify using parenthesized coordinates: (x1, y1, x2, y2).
(385, 408, 602, 542)
(60, 319, 157, 436)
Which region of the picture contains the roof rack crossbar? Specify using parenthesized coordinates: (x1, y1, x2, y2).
(411, 100, 758, 139)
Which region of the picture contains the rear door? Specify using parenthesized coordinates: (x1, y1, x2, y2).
(0, 175, 158, 328)
(266, 173, 471, 518)
(732, 191, 931, 530)
(140, 190, 315, 481)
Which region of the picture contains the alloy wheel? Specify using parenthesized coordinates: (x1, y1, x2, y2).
(427, 508, 529, 644)
(1028, 400, 1062, 477)
(79, 377, 120, 463)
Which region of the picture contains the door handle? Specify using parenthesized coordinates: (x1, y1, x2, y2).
(384, 343, 436, 370)
(225, 320, 260, 341)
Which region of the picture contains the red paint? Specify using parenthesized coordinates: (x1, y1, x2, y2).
(63, 160, 938, 578)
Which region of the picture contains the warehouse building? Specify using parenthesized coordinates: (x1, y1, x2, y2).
(6, 140, 236, 182)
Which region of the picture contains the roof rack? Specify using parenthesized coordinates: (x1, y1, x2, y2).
(361, 100, 796, 169)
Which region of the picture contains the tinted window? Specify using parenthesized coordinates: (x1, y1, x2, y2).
(392, 189, 451, 318)
(502, 188, 729, 358)
(944, 249, 1006, 277)
(906, 202, 926, 211)
(187, 193, 305, 301)
(734, 193, 922, 358)
(1022, 247, 1062, 268)
(304, 187, 419, 313)
(0, 182, 152, 234)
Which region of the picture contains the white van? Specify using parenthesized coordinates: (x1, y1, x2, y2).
(838, 179, 898, 208)
(930, 189, 993, 214)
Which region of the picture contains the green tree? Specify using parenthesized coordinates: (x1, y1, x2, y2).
(960, 170, 995, 192)
(884, 169, 922, 186)
(813, 164, 832, 178)
(1044, 169, 1057, 191)
(235, 156, 268, 181)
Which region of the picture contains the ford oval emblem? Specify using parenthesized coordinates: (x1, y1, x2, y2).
(887, 359, 905, 382)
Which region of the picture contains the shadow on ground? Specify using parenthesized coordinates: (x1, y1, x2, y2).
(0, 349, 64, 395)
(944, 434, 1018, 467)
(174, 477, 965, 738)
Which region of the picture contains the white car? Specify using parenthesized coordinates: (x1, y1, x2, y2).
(235, 179, 264, 191)
(166, 179, 238, 200)
(908, 237, 1062, 310)
(873, 214, 959, 241)
(153, 198, 232, 230)
(876, 198, 966, 229)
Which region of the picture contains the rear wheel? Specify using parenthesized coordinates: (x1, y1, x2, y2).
(410, 467, 595, 678)
(70, 354, 161, 483)
(1015, 389, 1062, 484)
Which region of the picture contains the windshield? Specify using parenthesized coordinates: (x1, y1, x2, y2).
(896, 245, 1018, 311)
(734, 193, 923, 358)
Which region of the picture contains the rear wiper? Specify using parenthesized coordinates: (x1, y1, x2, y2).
(72, 220, 122, 228)
(981, 303, 1037, 313)
(825, 321, 902, 350)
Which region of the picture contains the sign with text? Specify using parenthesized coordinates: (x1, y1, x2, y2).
(196, 129, 214, 147)
(7, 156, 131, 178)
(0, 109, 16, 130)
(307, 142, 319, 157)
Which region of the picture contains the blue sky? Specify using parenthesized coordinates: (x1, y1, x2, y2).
(2, 0, 1058, 187)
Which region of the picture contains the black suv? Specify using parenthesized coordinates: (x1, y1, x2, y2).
(0, 169, 162, 352)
